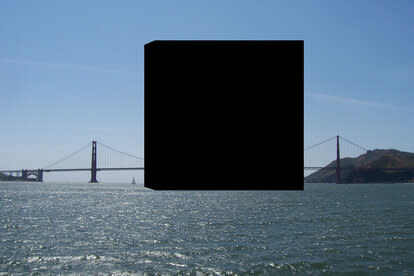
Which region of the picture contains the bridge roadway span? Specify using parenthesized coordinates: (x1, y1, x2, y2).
(5, 167, 412, 172)
(0, 167, 144, 182)
(0, 167, 144, 173)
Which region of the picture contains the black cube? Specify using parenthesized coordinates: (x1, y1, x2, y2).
(145, 40, 303, 190)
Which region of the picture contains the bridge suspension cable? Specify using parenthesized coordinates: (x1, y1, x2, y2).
(96, 142, 144, 160)
(43, 142, 92, 169)
(304, 136, 337, 151)
(340, 136, 369, 152)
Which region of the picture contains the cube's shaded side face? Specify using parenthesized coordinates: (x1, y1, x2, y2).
(145, 41, 303, 190)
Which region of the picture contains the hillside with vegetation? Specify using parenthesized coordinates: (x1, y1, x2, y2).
(305, 149, 414, 183)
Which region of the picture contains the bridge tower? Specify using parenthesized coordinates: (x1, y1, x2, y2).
(90, 141, 98, 183)
(336, 135, 341, 184)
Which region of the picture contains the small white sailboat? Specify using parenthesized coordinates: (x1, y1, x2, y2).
(131, 177, 136, 185)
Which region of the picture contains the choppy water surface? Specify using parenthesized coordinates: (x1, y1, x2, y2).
(0, 182, 413, 275)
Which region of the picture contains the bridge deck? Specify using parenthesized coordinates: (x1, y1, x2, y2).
(0, 167, 144, 173)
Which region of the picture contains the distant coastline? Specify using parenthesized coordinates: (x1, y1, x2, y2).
(0, 173, 37, 182)
(305, 149, 414, 183)
(0, 172, 18, 181)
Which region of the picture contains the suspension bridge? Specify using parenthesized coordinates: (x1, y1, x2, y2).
(2, 136, 412, 183)
(0, 141, 144, 182)
(304, 135, 369, 183)
(305, 135, 414, 183)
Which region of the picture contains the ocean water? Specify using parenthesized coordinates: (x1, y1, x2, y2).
(0, 182, 413, 275)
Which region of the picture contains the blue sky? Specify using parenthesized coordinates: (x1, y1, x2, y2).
(1, 1, 413, 182)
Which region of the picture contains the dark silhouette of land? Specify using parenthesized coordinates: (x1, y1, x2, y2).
(0, 172, 37, 182)
(305, 149, 414, 183)
(0, 172, 14, 181)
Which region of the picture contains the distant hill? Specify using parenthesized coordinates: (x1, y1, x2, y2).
(0, 172, 19, 181)
(305, 149, 414, 183)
